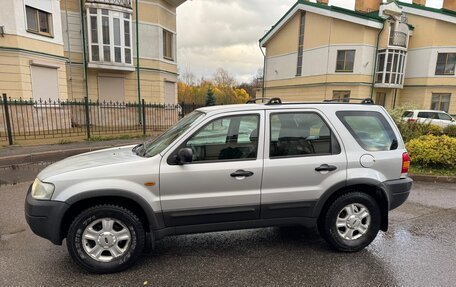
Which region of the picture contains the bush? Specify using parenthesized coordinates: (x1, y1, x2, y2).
(396, 121, 443, 142)
(443, 125, 456, 137)
(406, 135, 456, 168)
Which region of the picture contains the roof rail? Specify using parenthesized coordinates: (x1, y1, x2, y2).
(323, 98, 375, 104)
(246, 97, 282, 105)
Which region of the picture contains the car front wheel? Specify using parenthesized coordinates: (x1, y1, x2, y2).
(67, 204, 145, 273)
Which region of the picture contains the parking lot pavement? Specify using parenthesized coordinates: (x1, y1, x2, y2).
(1, 181, 455, 287)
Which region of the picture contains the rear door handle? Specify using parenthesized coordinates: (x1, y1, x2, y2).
(230, 170, 254, 177)
(315, 164, 337, 172)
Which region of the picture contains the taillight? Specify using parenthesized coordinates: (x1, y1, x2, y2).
(407, 118, 417, 123)
(402, 152, 411, 174)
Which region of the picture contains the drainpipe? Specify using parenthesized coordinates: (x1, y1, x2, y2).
(370, 20, 385, 99)
(64, 0, 74, 99)
(135, 0, 142, 124)
(259, 42, 266, 99)
(79, 0, 89, 100)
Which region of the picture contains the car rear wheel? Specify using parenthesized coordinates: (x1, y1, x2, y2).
(67, 204, 145, 273)
(319, 192, 381, 252)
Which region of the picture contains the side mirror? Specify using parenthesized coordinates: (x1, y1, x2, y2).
(176, 148, 193, 165)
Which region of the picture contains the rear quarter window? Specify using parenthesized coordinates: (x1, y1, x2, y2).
(336, 111, 397, 151)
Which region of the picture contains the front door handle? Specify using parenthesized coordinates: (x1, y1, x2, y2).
(230, 170, 254, 177)
(315, 164, 337, 172)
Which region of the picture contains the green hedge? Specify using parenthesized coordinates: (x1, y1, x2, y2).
(406, 135, 456, 168)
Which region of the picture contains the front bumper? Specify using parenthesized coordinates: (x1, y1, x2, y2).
(382, 177, 413, 210)
(24, 185, 70, 245)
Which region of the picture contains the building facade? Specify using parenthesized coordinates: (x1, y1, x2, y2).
(0, 0, 186, 104)
(259, 0, 456, 114)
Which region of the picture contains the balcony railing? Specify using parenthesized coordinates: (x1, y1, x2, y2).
(389, 31, 407, 48)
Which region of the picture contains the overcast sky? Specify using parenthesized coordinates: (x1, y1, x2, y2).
(176, 0, 444, 83)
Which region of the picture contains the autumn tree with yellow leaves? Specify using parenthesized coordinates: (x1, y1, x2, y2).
(178, 68, 253, 105)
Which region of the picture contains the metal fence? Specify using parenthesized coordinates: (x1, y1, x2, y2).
(0, 93, 202, 145)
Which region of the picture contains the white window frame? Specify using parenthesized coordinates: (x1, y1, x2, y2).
(86, 6, 133, 66)
(375, 49, 407, 88)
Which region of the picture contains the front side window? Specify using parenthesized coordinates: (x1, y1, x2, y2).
(336, 50, 355, 72)
(337, 111, 397, 151)
(435, 53, 456, 75)
(184, 115, 259, 163)
(270, 113, 339, 158)
(87, 8, 132, 65)
(26, 6, 52, 36)
(431, 93, 451, 112)
(163, 29, 174, 61)
(437, 113, 453, 121)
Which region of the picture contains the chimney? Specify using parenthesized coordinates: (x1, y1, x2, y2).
(316, 0, 329, 5)
(412, 0, 427, 5)
(355, 0, 382, 13)
(443, 0, 456, 10)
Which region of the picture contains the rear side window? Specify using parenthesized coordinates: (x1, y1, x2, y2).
(337, 111, 397, 151)
(402, 111, 413, 117)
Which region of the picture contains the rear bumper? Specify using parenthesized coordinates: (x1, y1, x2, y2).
(382, 177, 413, 210)
(24, 185, 69, 245)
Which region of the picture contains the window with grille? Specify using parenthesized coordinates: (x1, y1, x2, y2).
(296, 12, 306, 76)
(332, 91, 350, 103)
(26, 6, 53, 37)
(435, 53, 456, 75)
(431, 93, 451, 113)
(87, 8, 132, 65)
(336, 50, 355, 72)
(375, 49, 406, 86)
(163, 29, 174, 61)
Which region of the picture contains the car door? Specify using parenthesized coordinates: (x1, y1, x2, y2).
(261, 109, 346, 219)
(160, 111, 264, 226)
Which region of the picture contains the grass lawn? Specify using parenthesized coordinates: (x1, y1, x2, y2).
(410, 166, 456, 177)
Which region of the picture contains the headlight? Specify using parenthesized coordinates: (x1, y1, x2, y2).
(31, 178, 55, 200)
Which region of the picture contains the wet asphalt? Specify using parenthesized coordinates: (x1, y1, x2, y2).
(0, 176, 455, 286)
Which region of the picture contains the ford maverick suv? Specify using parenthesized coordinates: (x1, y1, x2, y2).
(25, 98, 412, 273)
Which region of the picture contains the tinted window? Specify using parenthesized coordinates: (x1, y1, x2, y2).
(402, 111, 413, 117)
(417, 112, 431, 119)
(270, 113, 338, 158)
(337, 111, 396, 151)
(185, 115, 259, 162)
(437, 113, 452, 121)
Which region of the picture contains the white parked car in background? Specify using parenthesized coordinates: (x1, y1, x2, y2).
(402, 110, 456, 128)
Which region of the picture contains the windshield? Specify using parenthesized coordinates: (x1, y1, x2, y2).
(139, 111, 204, 158)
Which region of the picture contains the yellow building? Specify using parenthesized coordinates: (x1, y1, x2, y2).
(0, 0, 185, 104)
(259, 0, 456, 114)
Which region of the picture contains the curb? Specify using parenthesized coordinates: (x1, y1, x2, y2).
(0, 146, 114, 168)
(409, 174, 456, 183)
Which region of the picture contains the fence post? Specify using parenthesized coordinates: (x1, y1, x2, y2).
(2, 94, 13, 145)
(84, 97, 91, 139)
(142, 99, 146, 136)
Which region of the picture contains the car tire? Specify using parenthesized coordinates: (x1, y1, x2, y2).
(319, 192, 380, 252)
(67, 204, 145, 274)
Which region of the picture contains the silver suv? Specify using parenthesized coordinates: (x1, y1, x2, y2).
(25, 98, 412, 273)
